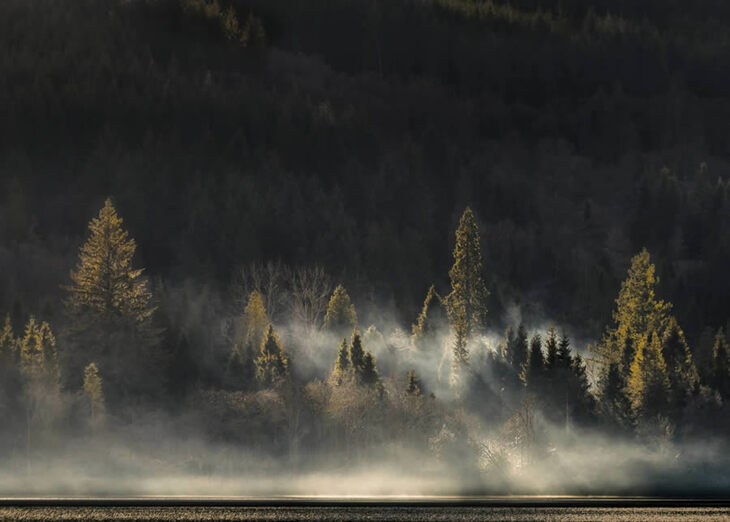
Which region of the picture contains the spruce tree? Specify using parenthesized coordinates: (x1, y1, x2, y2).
(569, 354, 596, 424)
(255, 324, 288, 387)
(20, 317, 58, 382)
(444, 207, 489, 378)
(324, 285, 357, 333)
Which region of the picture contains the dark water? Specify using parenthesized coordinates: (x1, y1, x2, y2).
(0, 506, 728, 521)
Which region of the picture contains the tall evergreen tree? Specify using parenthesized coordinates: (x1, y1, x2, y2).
(349, 331, 365, 378)
(545, 327, 559, 369)
(509, 324, 529, 374)
(64, 199, 159, 402)
(324, 285, 357, 333)
(599, 362, 634, 431)
(361, 352, 379, 386)
(661, 317, 698, 419)
(522, 333, 545, 393)
(230, 290, 270, 389)
(255, 324, 288, 387)
(332, 338, 350, 385)
(444, 207, 489, 386)
(595, 249, 671, 399)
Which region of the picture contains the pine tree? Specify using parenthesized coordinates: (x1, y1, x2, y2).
(556, 332, 573, 369)
(444, 207, 489, 370)
(406, 369, 421, 396)
(522, 333, 544, 392)
(324, 285, 357, 333)
(628, 331, 670, 420)
(411, 284, 446, 350)
(569, 354, 596, 423)
(233, 291, 270, 362)
(255, 324, 288, 387)
(711, 328, 730, 399)
(83, 362, 105, 427)
(349, 331, 365, 378)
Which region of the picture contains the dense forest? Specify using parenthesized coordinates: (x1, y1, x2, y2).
(1, 0, 730, 495)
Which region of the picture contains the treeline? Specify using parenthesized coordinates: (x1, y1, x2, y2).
(4, 0, 730, 348)
(1, 201, 729, 472)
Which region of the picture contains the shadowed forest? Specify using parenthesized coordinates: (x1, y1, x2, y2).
(1, 0, 730, 496)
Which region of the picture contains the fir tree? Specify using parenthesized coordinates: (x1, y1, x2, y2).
(556, 332, 573, 369)
(255, 324, 288, 387)
(20, 317, 58, 382)
(444, 207, 489, 370)
(324, 285, 357, 333)
(569, 354, 596, 424)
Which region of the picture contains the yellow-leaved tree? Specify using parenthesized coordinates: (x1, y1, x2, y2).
(65, 198, 159, 404)
(443, 207, 489, 391)
(324, 285, 357, 334)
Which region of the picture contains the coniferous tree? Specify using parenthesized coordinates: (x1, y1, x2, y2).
(569, 354, 596, 424)
(0, 315, 22, 430)
(510, 324, 529, 374)
(661, 317, 698, 419)
(711, 328, 730, 400)
(599, 362, 634, 431)
(255, 324, 288, 387)
(324, 285, 357, 334)
(64, 199, 159, 401)
(545, 327, 559, 369)
(332, 338, 350, 384)
(628, 332, 670, 420)
(595, 249, 671, 399)
(20, 317, 58, 383)
(522, 334, 544, 392)
(361, 352, 379, 386)
(230, 290, 270, 389)
(349, 331, 365, 379)
(411, 285, 446, 351)
(444, 207, 489, 387)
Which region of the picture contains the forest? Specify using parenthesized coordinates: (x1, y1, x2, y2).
(1, 0, 730, 495)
